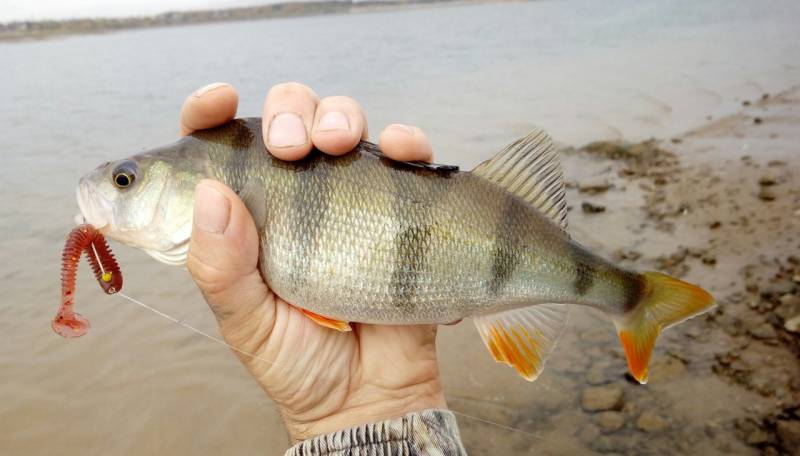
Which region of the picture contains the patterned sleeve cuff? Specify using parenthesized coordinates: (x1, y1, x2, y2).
(284, 409, 466, 456)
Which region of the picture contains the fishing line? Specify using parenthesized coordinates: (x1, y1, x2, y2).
(116, 292, 284, 369)
(113, 290, 539, 441)
(450, 410, 541, 439)
(79, 217, 538, 441)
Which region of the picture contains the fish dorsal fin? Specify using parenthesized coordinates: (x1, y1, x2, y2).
(473, 303, 568, 381)
(472, 130, 568, 231)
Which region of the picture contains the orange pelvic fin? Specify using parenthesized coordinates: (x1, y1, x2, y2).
(299, 308, 352, 332)
(474, 304, 568, 381)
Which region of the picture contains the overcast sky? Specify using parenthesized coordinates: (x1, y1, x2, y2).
(2, 0, 282, 22)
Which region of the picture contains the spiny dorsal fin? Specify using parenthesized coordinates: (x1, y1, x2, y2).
(473, 129, 568, 231)
(474, 303, 568, 381)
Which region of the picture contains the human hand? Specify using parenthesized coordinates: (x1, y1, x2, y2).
(179, 82, 447, 442)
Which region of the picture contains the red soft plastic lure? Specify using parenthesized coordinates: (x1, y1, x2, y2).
(53, 224, 122, 338)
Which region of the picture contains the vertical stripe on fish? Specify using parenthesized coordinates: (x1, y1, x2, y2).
(487, 196, 523, 297)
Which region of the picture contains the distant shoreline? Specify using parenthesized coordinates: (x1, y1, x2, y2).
(0, 0, 509, 43)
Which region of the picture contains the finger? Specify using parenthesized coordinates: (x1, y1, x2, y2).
(262, 82, 319, 161)
(180, 83, 239, 136)
(186, 180, 273, 332)
(311, 96, 367, 156)
(378, 124, 433, 162)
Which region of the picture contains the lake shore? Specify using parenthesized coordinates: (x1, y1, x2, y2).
(0, 0, 512, 43)
(443, 85, 800, 454)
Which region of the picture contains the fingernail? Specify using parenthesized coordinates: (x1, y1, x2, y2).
(386, 123, 415, 136)
(194, 182, 230, 233)
(268, 112, 308, 148)
(318, 111, 350, 131)
(192, 82, 229, 98)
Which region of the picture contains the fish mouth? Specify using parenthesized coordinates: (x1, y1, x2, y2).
(76, 178, 110, 230)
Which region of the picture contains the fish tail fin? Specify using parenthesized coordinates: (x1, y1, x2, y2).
(613, 272, 715, 384)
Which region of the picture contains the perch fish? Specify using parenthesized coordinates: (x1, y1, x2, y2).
(75, 118, 715, 383)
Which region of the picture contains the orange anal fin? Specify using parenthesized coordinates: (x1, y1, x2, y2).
(486, 323, 540, 380)
(474, 304, 568, 382)
(299, 308, 352, 332)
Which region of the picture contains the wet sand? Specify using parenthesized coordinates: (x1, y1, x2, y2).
(443, 87, 800, 454)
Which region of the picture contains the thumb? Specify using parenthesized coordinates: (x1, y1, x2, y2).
(187, 179, 273, 331)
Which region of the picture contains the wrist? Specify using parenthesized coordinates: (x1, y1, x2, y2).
(281, 377, 447, 443)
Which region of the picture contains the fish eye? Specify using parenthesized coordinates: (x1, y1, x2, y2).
(114, 173, 133, 188)
(112, 161, 138, 189)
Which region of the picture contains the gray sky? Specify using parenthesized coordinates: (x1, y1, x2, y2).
(2, 0, 277, 22)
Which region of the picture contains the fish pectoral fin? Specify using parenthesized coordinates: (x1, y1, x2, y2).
(238, 178, 268, 231)
(474, 304, 568, 381)
(298, 308, 352, 332)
